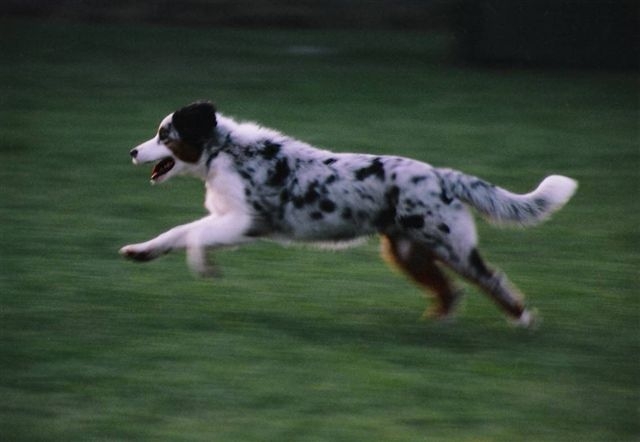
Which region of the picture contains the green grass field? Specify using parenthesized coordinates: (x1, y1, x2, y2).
(1, 19, 638, 441)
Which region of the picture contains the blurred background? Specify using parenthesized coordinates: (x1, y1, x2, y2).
(1, 1, 638, 441)
(3, 0, 638, 68)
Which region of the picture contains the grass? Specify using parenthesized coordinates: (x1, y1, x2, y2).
(1, 18, 638, 441)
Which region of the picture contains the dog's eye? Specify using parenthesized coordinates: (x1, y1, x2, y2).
(158, 126, 170, 141)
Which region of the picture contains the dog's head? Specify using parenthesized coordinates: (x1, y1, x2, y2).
(129, 101, 217, 184)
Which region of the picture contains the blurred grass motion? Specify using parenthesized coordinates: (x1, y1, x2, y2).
(1, 18, 638, 441)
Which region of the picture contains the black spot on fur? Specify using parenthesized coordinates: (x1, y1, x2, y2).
(399, 215, 425, 229)
(356, 189, 376, 203)
(404, 199, 416, 210)
(355, 158, 385, 181)
(267, 158, 290, 187)
(411, 175, 428, 184)
(239, 170, 255, 185)
(292, 197, 305, 209)
(323, 158, 337, 165)
(341, 208, 353, 220)
(310, 211, 323, 220)
(261, 142, 281, 160)
(319, 199, 336, 213)
(375, 185, 400, 229)
(375, 210, 396, 230)
(304, 182, 320, 204)
(534, 198, 548, 210)
(386, 185, 400, 202)
(437, 223, 451, 234)
(470, 179, 495, 190)
(325, 174, 337, 185)
(469, 248, 492, 278)
(440, 188, 454, 205)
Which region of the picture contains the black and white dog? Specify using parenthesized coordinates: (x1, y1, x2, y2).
(120, 101, 577, 327)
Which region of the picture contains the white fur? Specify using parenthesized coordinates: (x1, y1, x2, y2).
(533, 175, 578, 213)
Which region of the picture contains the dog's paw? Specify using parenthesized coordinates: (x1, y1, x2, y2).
(186, 245, 221, 278)
(511, 309, 540, 330)
(193, 263, 222, 278)
(119, 244, 163, 262)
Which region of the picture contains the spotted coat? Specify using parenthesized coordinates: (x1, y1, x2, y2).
(121, 101, 577, 327)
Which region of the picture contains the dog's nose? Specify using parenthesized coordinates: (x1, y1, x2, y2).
(130, 148, 138, 159)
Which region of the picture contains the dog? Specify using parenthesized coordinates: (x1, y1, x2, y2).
(120, 101, 577, 327)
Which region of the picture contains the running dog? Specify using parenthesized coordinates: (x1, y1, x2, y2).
(120, 101, 577, 327)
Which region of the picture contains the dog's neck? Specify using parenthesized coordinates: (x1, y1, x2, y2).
(211, 114, 235, 146)
(203, 115, 236, 173)
(204, 114, 286, 172)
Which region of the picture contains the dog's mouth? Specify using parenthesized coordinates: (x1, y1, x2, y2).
(150, 157, 175, 182)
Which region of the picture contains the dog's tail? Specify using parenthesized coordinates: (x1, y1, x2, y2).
(436, 168, 578, 227)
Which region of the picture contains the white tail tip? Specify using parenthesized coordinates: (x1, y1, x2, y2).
(538, 175, 578, 209)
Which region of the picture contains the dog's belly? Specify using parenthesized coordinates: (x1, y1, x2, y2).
(279, 214, 376, 241)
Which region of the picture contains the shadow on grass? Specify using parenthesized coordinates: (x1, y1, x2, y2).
(213, 307, 537, 352)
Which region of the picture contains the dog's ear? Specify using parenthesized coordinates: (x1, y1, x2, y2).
(172, 101, 217, 146)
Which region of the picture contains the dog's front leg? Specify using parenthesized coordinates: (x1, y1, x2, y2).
(120, 212, 254, 275)
(120, 218, 206, 262)
(183, 212, 255, 277)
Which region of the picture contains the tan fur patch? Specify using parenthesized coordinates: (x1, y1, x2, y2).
(167, 140, 201, 163)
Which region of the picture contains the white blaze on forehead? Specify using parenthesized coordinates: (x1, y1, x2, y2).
(158, 113, 173, 130)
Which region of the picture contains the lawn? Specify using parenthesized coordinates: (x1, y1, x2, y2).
(1, 19, 638, 441)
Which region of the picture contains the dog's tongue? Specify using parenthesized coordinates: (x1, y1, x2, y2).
(151, 157, 175, 180)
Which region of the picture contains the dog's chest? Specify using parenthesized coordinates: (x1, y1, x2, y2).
(204, 154, 248, 215)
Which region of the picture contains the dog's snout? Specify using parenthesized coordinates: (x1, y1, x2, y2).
(130, 148, 138, 159)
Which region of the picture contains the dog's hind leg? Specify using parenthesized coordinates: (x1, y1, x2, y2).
(381, 235, 461, 319)
(441, 247, 535, 327)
